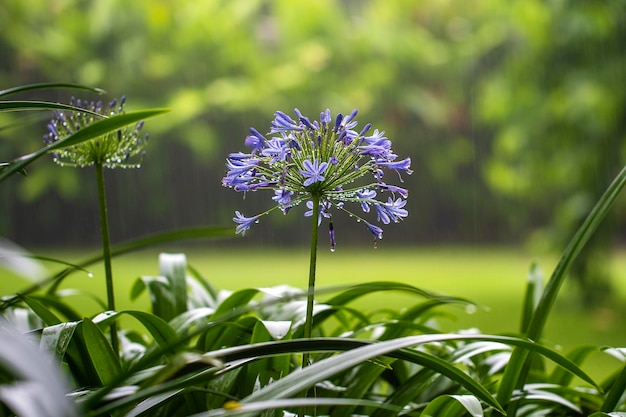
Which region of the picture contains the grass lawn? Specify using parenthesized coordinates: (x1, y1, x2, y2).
(3, 244, 626, 381)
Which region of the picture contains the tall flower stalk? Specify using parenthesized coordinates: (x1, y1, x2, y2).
(45, 97, 149, 354)
(223, 108, 412, 365)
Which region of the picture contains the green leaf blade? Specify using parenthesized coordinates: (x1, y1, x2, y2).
(81, 317, 121, 385)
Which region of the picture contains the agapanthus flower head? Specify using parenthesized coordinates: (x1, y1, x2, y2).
(43, 96, 148, 168)
(222, 108, 412, 247)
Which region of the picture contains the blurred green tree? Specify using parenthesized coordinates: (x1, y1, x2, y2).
(0, 0, 508, 246)
(476, 0, 626, 306)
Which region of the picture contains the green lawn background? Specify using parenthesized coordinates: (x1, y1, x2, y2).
(3, 245, 625, 381)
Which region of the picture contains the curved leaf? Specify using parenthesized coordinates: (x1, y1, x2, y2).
(0, 101, 107, 118)
(168, 307, 216, 335)
(29, 294, 83, 321)
(232, 335, 507, 415)
(40, 321, 79, 362)
(92, 310, 178, 349)
(0, 82, 105, 97)
(511, 385, 581, 414)
(20, 295, 62, 325)
(211, 334, 597, 390)
(549, 345, 597, 386)
(602, 364, 626, 412)
(192, 397, 402, 417)
(420, 394, 484, 417)
(159, 253, 188, 320)
(213, 288, 260, 318)
(81, 317, 121, 385)
(325, 281, 436, 306)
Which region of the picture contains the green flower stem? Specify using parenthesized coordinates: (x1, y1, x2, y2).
(302, 192, 321, 367)
(95, 162, 119, 356)
(300, 192, 321, 417)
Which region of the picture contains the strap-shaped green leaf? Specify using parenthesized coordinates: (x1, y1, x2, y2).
(159, 253, 188, 321)
(92, 310, 178, 349)
(0, 100, 106, 117)
(40, 321, 78, 362)
(20, 295, 62, 325)
(421, 394, 484, 417)
(0, 82, 105, 97)
(81, 317, 121, 385)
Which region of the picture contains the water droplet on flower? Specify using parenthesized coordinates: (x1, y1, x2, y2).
(330, 248, 335, 253)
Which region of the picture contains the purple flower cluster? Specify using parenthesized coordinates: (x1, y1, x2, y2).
(44, 96, 148, 169)
(222, 108, 411, 246)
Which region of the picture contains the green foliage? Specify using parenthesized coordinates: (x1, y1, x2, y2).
(1, 92, 626, 413)
(0, 0, 534, 245)
(4, 243, 626, 416)
(475, 0, 626, 306)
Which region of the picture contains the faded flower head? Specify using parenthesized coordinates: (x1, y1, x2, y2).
(43, 96, 148, 168)
(222, 108, 412, 247)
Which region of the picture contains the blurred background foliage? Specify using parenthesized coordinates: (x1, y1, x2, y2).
(0, 0, 624, 299)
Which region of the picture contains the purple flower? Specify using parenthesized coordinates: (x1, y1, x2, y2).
(227, 152, 252, 161)
(341, 109, 359, 129)
(271, 111, 302, 133)
(224, 158, 260, 181)
(320, 109, 332, 128)
(233, 211, 259, 236)
(261, 137, 289, 163)
(245, 128, 266, 153)
(273, 189, 294, 211)
(362, 129, 387, 145)
(379, 183, 409, 198)
(222, 108, 411, 247)
(305, 200, 332, 225)
(359, 143, 392, 159)
(294, 108, 317, 130)
(300, 159, 329, 187)
(374, 197, 408, 224)
(365, 222, 383, 240)
(356, 189, 377, 213)
(376, 157, 413, 174)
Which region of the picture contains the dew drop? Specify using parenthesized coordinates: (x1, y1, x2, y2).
(87, 272, 94, 278)
(330, 248, 335, 253)
(465, 304, 478, 314)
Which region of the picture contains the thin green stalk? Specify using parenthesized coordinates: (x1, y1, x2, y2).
(302, 193, 321, 367)
(95, 162, 119, 356)
(301, 193, 321, 417)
